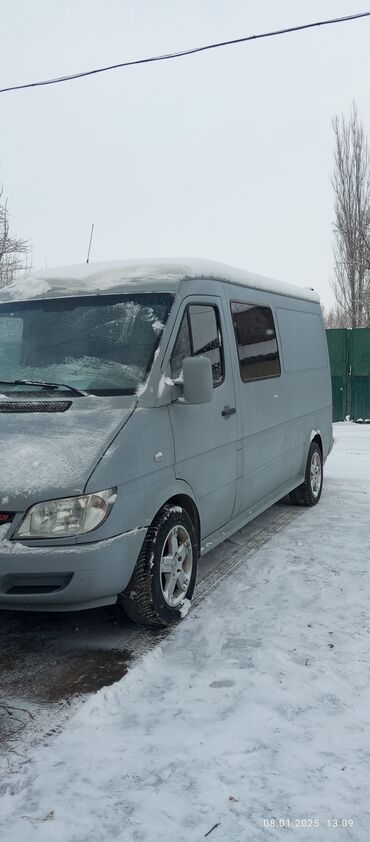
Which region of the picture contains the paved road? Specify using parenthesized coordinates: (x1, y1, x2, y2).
(0, 500, 303, 760)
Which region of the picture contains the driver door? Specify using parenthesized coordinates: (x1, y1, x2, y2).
(167, 298, 238, 539)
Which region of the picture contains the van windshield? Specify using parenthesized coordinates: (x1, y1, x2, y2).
(0, 293, 173, 395)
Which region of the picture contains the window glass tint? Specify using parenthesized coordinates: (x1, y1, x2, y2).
(170, 305, 223, 385)
(170, 313, 191, 379)
(231, 302, 280, 381)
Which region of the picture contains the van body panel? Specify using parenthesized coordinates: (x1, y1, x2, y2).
(163, 289, 238, 538)
(199, 471, 305, 556)
(221, 285, 332, 520)
(0, 259, 332, 613)
(0, 398, 136, 510)
(169, 421, 237, 538)
(83, 406, 177, 538)
(275, 303, 333, 481)
(222, 285, 288, 513)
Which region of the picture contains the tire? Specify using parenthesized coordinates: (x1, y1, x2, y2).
(120, 505, 198, 628)
(290, 441, 323, 506)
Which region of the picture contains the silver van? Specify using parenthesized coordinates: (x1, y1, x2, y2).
(0, 259, 333, 625)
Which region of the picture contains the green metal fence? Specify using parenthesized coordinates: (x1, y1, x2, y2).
(326, 328, 370, 422)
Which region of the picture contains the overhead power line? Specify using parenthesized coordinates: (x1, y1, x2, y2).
(1, 10, 370, 95)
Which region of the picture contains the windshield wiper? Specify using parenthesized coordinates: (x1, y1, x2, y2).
(0, 379, 87, 397)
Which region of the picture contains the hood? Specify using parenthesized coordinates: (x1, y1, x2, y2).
(0, 397, 136, 510)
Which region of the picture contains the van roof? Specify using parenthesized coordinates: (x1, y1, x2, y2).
(0, 258, 320, 303)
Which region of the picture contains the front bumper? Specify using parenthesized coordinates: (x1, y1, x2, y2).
(0, 527, 147, 611)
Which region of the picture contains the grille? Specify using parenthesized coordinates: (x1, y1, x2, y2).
(0, 401, 72, 413)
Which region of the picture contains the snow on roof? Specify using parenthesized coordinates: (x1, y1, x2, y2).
(0, 258, 320, 303)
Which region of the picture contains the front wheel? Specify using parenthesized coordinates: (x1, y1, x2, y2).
(120, 505, 198, 627)
(290, 441, 323, 506)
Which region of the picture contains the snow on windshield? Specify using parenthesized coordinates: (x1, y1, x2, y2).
(0, 293, 173, 394)
(3, 358, 143, 390)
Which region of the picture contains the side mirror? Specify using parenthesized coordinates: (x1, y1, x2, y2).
(182, 356, 213, 405)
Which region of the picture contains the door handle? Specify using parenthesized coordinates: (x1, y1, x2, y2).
(222, 405, 236, 418)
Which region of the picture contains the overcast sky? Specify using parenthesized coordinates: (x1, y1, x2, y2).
(1, 1, 370, 308)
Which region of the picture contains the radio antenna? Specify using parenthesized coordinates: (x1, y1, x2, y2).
(86, 223, 94, 263)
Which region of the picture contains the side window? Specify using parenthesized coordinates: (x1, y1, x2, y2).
(170, 304, 224, 386)
(188, 305, 223, 385)
(231, 302, 280, 381)
(170, 312, 191, 379)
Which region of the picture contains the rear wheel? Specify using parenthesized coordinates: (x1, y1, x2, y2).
(120, 505, 198, 627)
(290, 441, 323, 506)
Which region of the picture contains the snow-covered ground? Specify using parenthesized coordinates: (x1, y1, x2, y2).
(1, 422, 369, 841)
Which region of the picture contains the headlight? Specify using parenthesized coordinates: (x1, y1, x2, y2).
(14, 488, 117, 539)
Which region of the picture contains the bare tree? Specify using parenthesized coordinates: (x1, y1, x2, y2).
(0, 186, 30, 287)
(324, 304, 350, 329)
(331, 103, 370, 328)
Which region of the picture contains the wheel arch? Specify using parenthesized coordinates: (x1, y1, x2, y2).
(310, 430, 323, 456)
(156, 494, 201, 553)
(299, 430, 323, 480)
